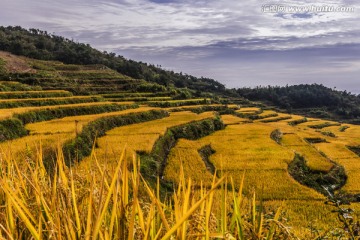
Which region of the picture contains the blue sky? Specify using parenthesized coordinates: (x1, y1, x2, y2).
(1, 0, 360, 92)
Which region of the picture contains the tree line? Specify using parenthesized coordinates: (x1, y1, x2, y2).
(236, 84, 360, 119)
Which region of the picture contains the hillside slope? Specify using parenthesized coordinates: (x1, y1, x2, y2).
(0, 26, 226, 94)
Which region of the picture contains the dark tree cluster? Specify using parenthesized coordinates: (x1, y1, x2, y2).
(237, 84, 360, 119)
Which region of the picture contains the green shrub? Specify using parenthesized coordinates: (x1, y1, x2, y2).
(0, 118, 28, 142)
(288, 154, 346, 196)
(339, 126, 350, 132)
(0, 96, 103, 109)
(308, 122, 341, 129)
(347, 145, 360, 157)
(304, 138, 327, 144)
(288, 117, 307, 126)
(0, 81, 42, 91)
(270, 129, 283, 144)
(14, 103, 138, 124)
(321, 131, 336, 138)
(0, 90, 72, 99)
(148, 99, 211, 108)
(260, 116, 292, 123)
(249, 113, 278, 120)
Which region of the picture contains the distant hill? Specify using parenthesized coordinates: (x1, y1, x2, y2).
(0, 50, 173, 95)
(0, 26, 226, 94)
(237, 84, 360, 122)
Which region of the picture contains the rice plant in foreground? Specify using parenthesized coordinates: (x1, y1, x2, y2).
(0, 143, 294, 239)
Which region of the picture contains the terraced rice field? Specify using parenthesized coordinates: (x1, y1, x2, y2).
(1, 83, 360, 238)
(79, 111, 216, 168)
(160, 112, 360, 236)
(1, 105, 156, 160)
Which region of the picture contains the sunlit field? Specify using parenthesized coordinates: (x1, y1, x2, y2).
(0, 84, 360, 238)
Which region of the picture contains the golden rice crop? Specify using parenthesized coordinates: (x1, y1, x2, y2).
(165, 122, 324, 201)
(220, 114, 248, 125)
(255, 113, 292, 123)
(26, 107, 155, 134)
(164, 139, 214, 185)
(78, 111, 215, 169)
(226, 104, 239, 109)
(285, 114, 309, 122)
(333, 125, 360, 144)
(264, 200, 343, 239)
(236, 107, 260, 113)
(292, 145, 332, 172)
(342, 170, 360, 193)
(313, 142, 360, 192)
(107, 111, 214, 136)
(224, 169, 323, 200)
(257, 110, 278, 117)
(0, 101, 135, 120)
(314, 142, 358, 160)
(281, 133, 305, 146)
(0, 107, 155, 164)
(0, 144, 294, 239)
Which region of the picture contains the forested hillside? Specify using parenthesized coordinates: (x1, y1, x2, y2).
(0, 26, 225, 93)
(237, 84, 360, 122)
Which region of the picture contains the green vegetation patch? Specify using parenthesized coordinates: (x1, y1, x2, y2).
(0, 96, 103, 109)
(260, 116, 292, 123)
(320, 131, 336, 138)
(0, 81, 42, 91)
(304, 138, 328, 144)
(270, 129, 283, 144)
(308, 122, 341, 129)
(339, 126, 350, 132)
(347, 146, 360, 157)
(288, 154, 346, 196)
(0, 58, 7, 74)
(288, 117, 307, 126)
(0, 90, 72, 99)
(0, 118, 28, 142)
(249, 113, 278, 120)
(14, 103, 138, 124)
(198, 144, 216, 175)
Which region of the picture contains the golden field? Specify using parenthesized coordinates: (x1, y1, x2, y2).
(0, 88, 360, 238)
(79, 111, 215, 168)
